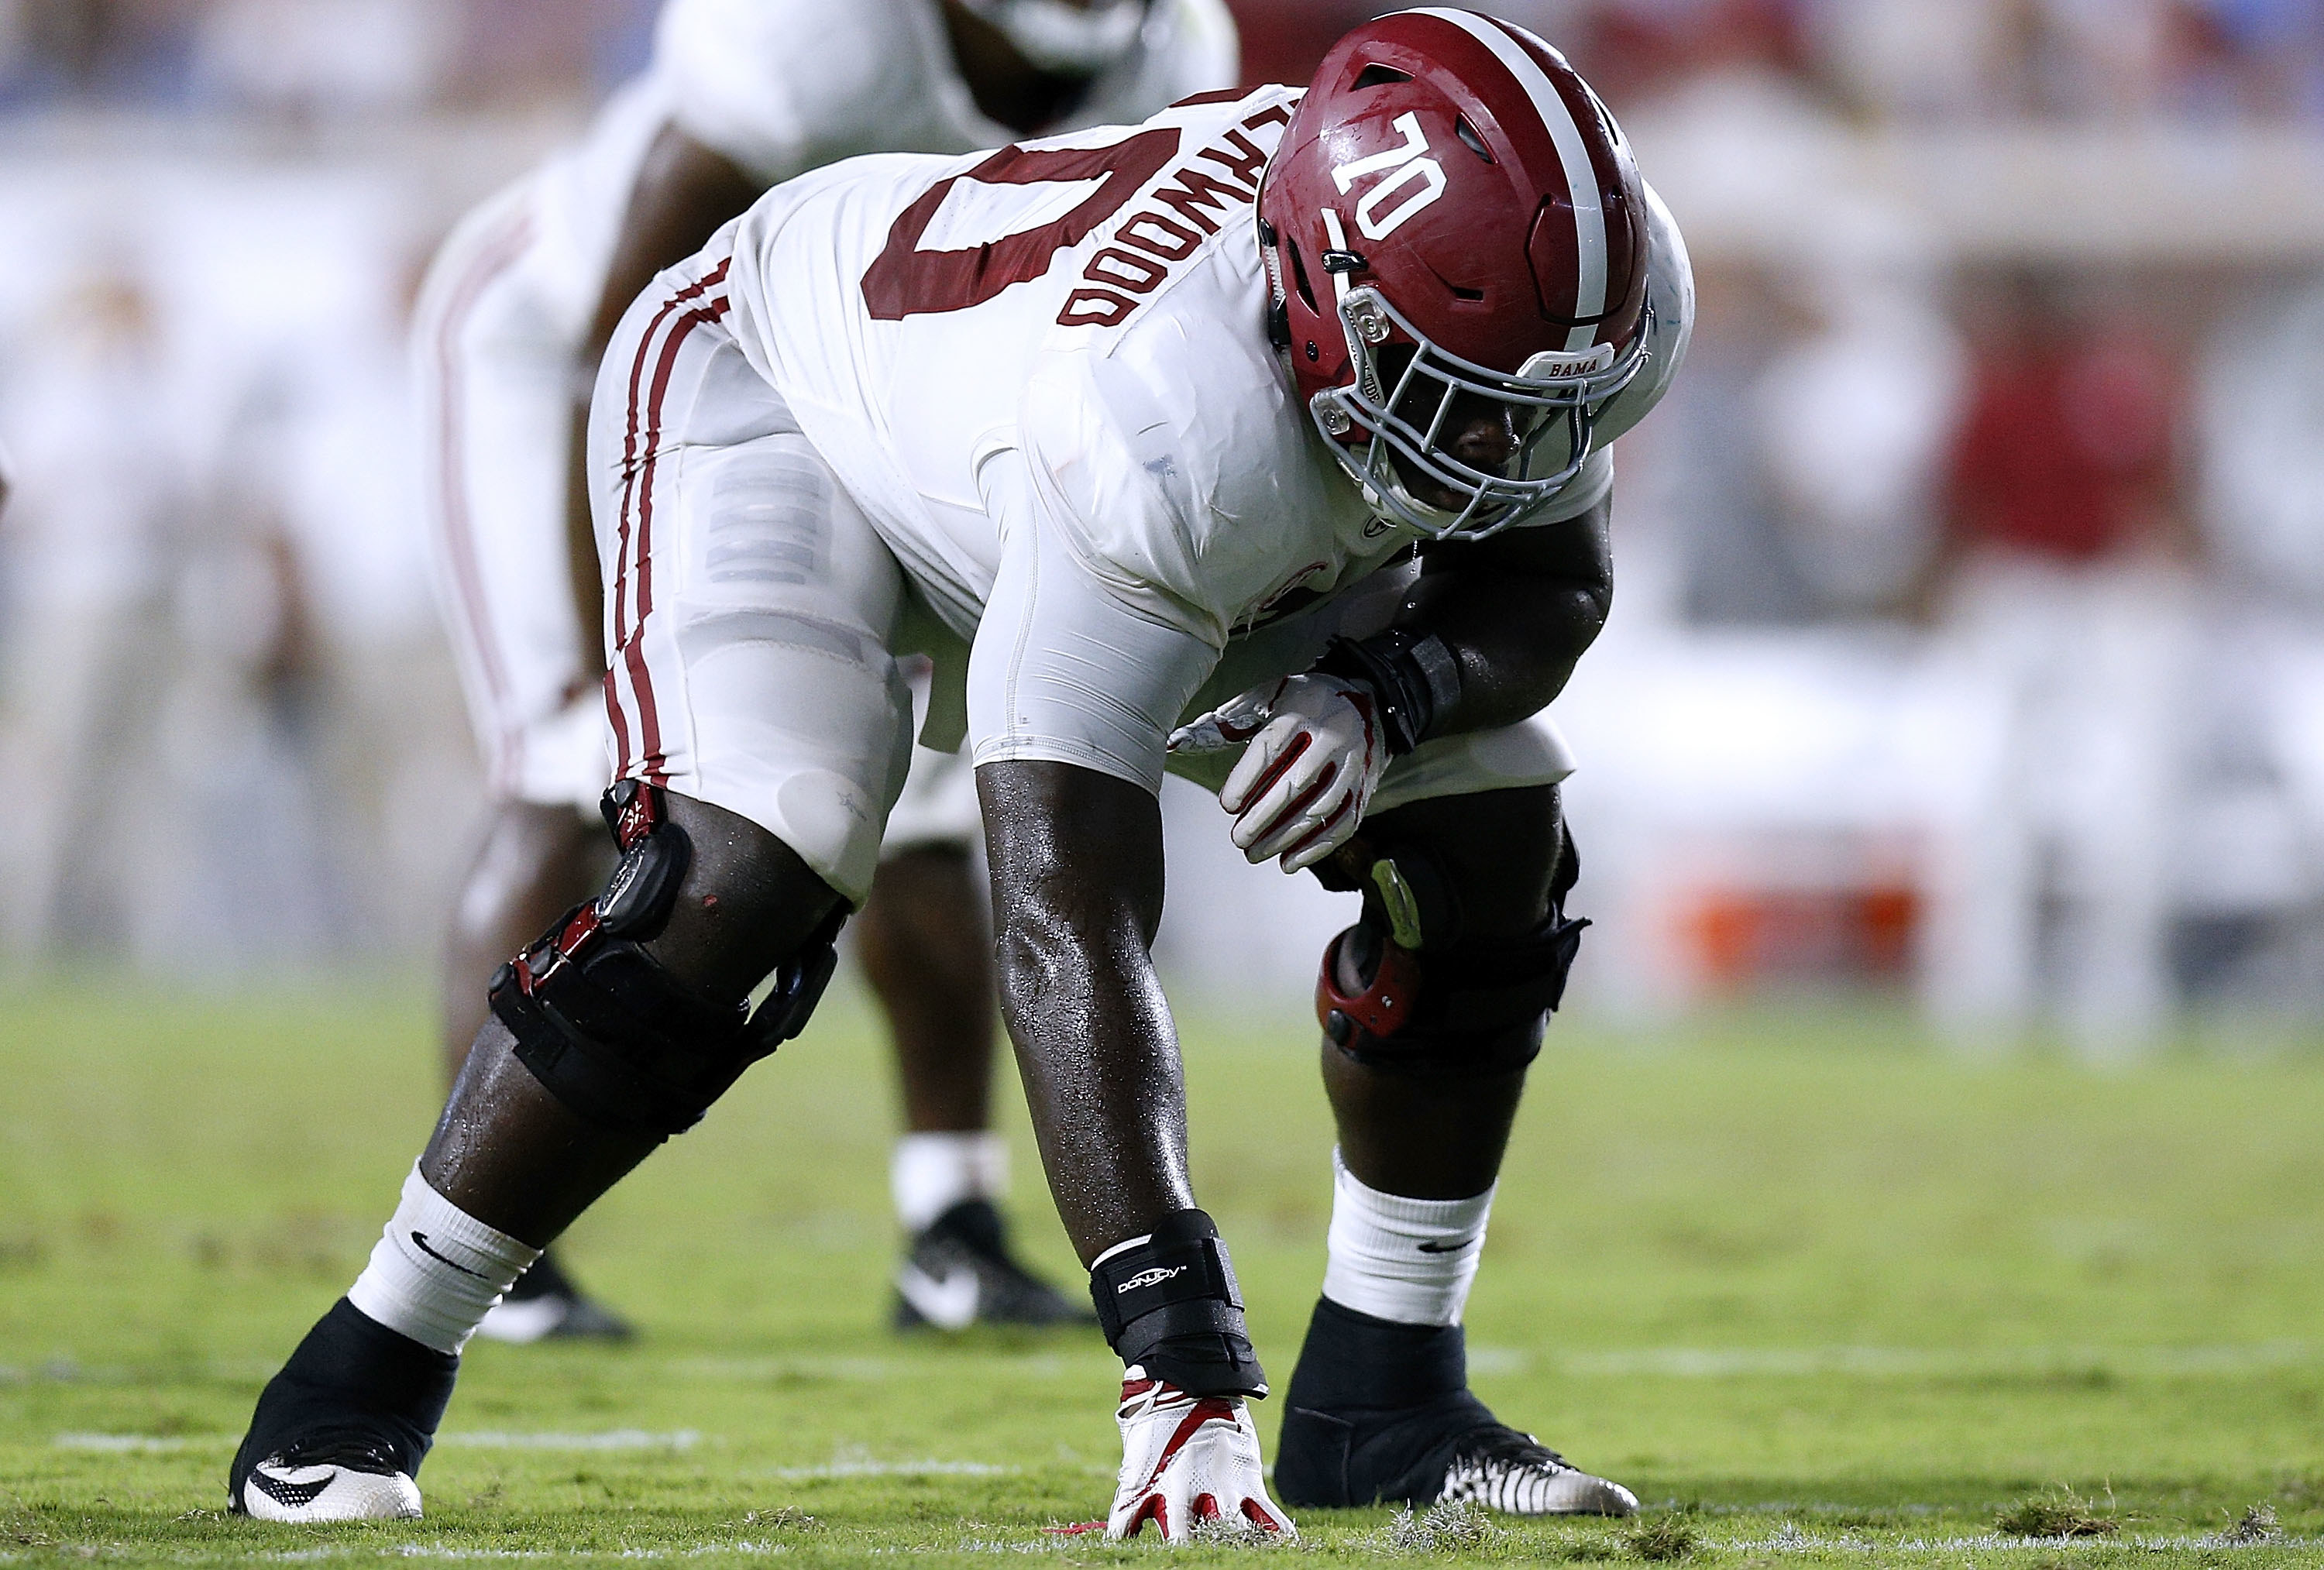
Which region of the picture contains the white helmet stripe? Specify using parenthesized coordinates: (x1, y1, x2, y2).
(1406, 8, 1607, 349)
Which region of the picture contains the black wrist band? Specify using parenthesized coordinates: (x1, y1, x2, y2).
(1088, 1208, 1268, 1398)
(1315, 630, 1463, 755)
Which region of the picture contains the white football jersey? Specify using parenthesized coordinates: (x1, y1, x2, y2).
(710, 86, 1691, 786)
(716, 85, 1701, 631)
(523, 0, 1238, 340)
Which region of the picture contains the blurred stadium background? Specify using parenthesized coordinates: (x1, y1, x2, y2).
(1, 0, 2322, 1053)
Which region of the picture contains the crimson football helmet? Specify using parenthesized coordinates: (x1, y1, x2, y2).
(1257, 8, 1655, 538)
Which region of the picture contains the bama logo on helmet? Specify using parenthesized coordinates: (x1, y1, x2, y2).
(1330, 112, 1447, 242)
(1116, 1266, 1187, 1292)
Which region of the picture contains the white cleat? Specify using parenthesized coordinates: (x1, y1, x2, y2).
(1108, 1372, 1295, 1542)
(474, 1294, 566, 1345)
(1434, 1434, 1638, 1517)
(473, 1283, 632, 1345)
(240, 1451, 422, 1523)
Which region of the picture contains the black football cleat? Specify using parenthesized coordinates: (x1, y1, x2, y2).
(1274, 1297, 1637, 1516)
(474, 1247, 634, 1345)
(892, 1198, 1097, 1331)
(229, 1299, 456, 1522)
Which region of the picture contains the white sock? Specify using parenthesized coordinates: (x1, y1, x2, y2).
(891, 1131, 1008, 1232)
(346, 1164, 541, 1355)
(1320, 1147, 1496, 1328)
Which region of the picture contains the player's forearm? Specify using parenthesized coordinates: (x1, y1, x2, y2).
(977, 760, 1194, 1262)
(992, 895, 1195, 1262)
(1365, 499, 1614, 740)
(1393, 569, 1609, 737)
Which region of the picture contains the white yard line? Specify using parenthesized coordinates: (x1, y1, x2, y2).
(50, 1430, 703, 1454)
(764, 1459, 1016, 1479)
(1457, 1342, 2324, 1378)
(52, 1432, 222, 1451)
(662, 1353, 1092, 1383)
(437, 1431, 701, 1451)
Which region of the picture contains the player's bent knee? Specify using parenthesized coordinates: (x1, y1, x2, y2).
(487, 781, 844, 1139)
(1312, 839, 1587, 1077)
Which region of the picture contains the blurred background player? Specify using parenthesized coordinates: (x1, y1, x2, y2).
(413, 0, 1239, 1341)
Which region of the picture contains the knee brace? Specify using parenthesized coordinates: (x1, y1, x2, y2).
(1313, 840, 1587, 1077)
(488, 781, 843, 1139)
(1089, 1209, 1268, 1399)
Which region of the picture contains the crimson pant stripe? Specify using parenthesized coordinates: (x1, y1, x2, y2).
(425, 204, 537, 788)
(606, 261, 731, 785)
(610, 259, 730, 649)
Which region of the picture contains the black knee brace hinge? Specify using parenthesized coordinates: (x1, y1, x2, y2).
(1089, 1208, 1268, 1399)
(1315, 854, 1587, 1077)
(488, 780, 843, 1139)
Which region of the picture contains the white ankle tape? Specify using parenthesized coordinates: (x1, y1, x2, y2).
(891, 1132, 1008, 1232)
(347, 1164, 541, 1355)
(1320, 1148, 1495, 1328)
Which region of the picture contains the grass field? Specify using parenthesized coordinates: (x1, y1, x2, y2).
(7, 977, 2324, 1565)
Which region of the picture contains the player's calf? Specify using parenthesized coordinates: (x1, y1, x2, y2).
(1277, 839, 1633, 1517)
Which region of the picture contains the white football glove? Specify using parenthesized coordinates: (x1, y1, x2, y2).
(1169, 673, 1386, 873)
(1107, 1373, 1294, 1542)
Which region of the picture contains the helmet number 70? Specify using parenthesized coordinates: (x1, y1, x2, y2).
(1329, 112, 1447, 242)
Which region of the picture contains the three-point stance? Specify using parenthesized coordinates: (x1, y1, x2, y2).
(413, 0, 1235, 1340)
(233, 9, 1691, 1537)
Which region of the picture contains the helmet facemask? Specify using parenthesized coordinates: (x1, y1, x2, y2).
(1310, 280, 1652, 541)
(1254, 11, 1658, 543)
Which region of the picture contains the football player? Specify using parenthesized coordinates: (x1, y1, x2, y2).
(233, 9, 1691, 1534)
(414, 0, 1236, 1340)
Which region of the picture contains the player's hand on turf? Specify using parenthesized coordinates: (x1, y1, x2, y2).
(1108, 1374, 1294, 1542)
(1175, 673, 1384, 873)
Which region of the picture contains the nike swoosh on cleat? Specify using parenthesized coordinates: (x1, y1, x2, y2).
(896, 1262, 981, 1329)
(410, 1232, 488, 1280)
(1415, 1238, 1474, 1253)
(252, 1469, 334, 1510)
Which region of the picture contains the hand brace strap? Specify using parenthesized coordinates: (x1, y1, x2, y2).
(1314, 630, 1462, 755)
(1090, 1208, 1269, 1398)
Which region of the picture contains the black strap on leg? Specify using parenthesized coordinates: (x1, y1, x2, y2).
(1088, 1208, 1268, 1398)
(490, 905, 753, 1139)
(1314, 837, 1588, 1078)
(487, 780, 845, 1138)
(595, 778, 692, 940)
(744, 905, 844, 1049)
